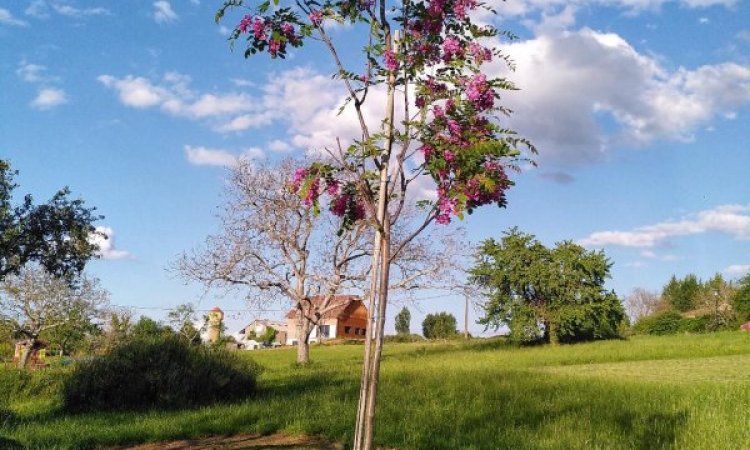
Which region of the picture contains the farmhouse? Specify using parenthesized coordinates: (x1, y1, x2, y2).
(285, 295, 368, 345)
(237, 319, 286, 349)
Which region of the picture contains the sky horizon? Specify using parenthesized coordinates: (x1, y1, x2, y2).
(2, 0, 749, 337)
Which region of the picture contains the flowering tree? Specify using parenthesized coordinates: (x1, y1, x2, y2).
(217, 0, 533, 446)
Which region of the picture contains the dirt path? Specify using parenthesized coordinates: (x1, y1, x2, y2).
(111, 433, 343, 450)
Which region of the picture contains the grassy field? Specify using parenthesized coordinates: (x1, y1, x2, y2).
(2, 332, 750, 449)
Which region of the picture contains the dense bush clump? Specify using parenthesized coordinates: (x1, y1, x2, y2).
(384, 333, 425, 343)
(0, 367, 68, 405)
(634, 311, 684, 335)
(62, 335, 260, 412)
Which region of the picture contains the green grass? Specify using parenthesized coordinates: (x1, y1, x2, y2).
(2, 332, 749, 449)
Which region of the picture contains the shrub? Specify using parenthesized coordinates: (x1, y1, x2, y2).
(62, 335, 260, 412)
(384, 333, 424, 343)
(422, 312, 458, 340)
(633, 310, 683, 335)
(0, 367, 69, 405)
(678, 316, 711, 333)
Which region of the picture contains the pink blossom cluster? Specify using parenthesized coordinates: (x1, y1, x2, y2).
(384, 48, 399, 71)
(237, 15, 301, 58)
(309, 10, 323, 26)
(330, 192, 366, 220)
(441, 36, 463, 62)
(465, 73, 494, 110)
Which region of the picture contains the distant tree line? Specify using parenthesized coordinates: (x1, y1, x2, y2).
(628, 272, 750, 335)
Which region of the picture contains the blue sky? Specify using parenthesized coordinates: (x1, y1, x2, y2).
(1, 0, 749, 335)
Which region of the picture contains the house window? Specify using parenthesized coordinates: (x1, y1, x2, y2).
(358, 328, 366, 336)
(345, 326, 352, 334)
(319, 325, 331, 338)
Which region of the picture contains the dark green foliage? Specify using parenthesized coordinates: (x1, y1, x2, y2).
(732, 274, 750, 323)
(422, 312, 458, 339)
(679, 316, 712, 333)
(131, 316, 176, 340)
(471, 228, 626, 344)
(662, 274, 701, 312)
(633, 311, 683, 335)
(556, 292, 625, 343)
(395, 307, 411, 335)
(62, 335, 260, 412)
(0, 160, 101, 282)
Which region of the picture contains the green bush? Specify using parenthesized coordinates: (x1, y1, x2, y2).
(633, 310, 683, 335)
(422, 312, 458, 340)
(0, 367, 69, 405)
(384, 333, 425, 343)
(678, 316, 711, 333)
(62, 335, 260, 412)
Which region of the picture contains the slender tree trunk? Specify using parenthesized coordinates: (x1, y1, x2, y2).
(354, 29, 399, 450)
(363, 226, 391, 450)
(353, 230, 382, 448)
(464, 294, 469, 339)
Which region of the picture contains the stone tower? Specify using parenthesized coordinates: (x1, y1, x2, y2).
(207, 307, 224, 343)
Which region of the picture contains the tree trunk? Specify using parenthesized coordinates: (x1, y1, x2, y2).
(296, 314, 311, 365)
(362, 228, 391, 450)
(353, 229, 382, 448)
(18, 337, 36, 369)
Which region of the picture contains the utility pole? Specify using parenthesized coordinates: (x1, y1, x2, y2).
(464, 291, 469, 339)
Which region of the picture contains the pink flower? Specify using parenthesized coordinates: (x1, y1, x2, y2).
(252, 17, 266, 40)
(326, 179, 340, 195)
(384, 48, 399, 71)
(444, 150, 455, 162)
(238, 15, 253, 33)
(442, 36, 462, 62)
(309, 10, 323, 26)
(291, 167, 308, 191)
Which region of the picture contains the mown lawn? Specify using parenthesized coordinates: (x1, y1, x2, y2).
(2, 332, 750, 449)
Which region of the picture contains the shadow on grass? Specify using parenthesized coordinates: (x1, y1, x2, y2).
(376, 369, 689, 450)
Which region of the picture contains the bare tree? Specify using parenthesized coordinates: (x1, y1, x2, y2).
(624, 288, 664, 322)
(177, 158, 466, 364)
(177, 158, 371, 364)
(0, 266, 109, 368)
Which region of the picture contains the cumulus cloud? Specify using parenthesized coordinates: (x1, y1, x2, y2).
(268, 139, 292, 152)
(489, 29, 750, 167)
(580, 204, 750, 248)
(0, 8, 28, 26)
(153, 1, 178, 23)
(489, 0, 737, 18)
(725, 264, 750, 275)
(90, 226, 132, 260)
(16, 62, 57, 83)
(97, 73, 268, 129)
(25, 1, 110, 18)
(184, 145, 264, 167)
(30, 88, 68, 109)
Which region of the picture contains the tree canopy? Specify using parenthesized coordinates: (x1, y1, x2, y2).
(0, 160, 101, 282)
(470, 227, 625, 344)
(422, 312, 457, 339)
(395, 307, 411, 335)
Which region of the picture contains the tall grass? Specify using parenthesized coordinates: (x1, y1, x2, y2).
(1, 332, 749, 449)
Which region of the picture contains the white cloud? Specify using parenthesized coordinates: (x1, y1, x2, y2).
(725, 264, 750, 275)
(30, 88, 68, 109)
(0, 8, 28, 26)
(25, 1, 111, 18)
(98, 73, 265, 127)
(490, 29, 750, 166)
(98, 75, 165, 108)
(153, 1, 178, 23)
(490, 0, 736, 18)
(16, 62, 54, 83)
(184, 145, 264, 167)
(90, 226, 132, 260)
(580, 204, 750, 248)
(52, 4, 110, 17)
(698, 17, 709, 24)
(268, 139, 292, 152)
